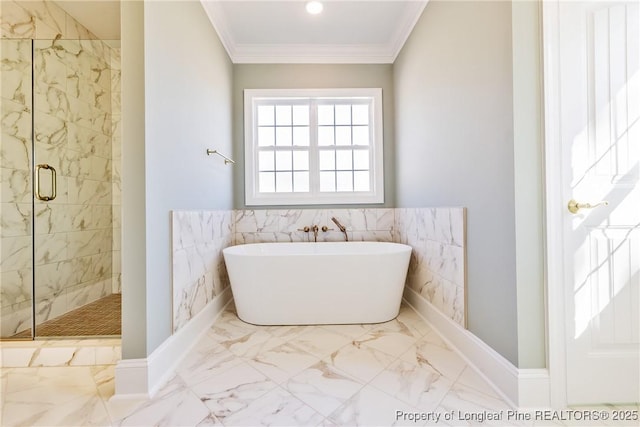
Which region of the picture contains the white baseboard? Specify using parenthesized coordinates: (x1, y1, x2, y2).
(113, 357, 149, 399)
(517, 369, 552, 409)
(403, 288, 550, 408)
(114, 287, 232, 399)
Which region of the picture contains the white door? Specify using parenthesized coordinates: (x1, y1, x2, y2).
(555, 0, 640, 405)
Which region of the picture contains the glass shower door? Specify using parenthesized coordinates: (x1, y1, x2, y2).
(32, 38, 115, 337)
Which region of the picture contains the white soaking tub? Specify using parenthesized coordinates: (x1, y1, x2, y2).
(222, 241, 412, 325)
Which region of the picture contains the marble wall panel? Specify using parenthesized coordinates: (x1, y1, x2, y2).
(1, 235, 31, 272)
(33, 41, 67, 91)
(67, 178, 111, 206)
(1, 203, 31, 237)
(234, 208, 395, 244)
(0, 262, 32, 337)
(0, 2, 36, 39)
(0, 268, 31, 306)
(1, 169, 30, 204)
(171, 211, 234, 333)
(0, 299, 31, 337)
(1, 99, 32, 171)
(66, 278, 111, 312)
(14, 1, 65, 39)
(0, 39, 31, 104)
(1, 38, 34, 336)
(398, 207, 466, 327)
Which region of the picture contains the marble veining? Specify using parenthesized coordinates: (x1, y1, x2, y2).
(223, 386, 324, 426)
(1, 98, 32, 171)
(191, 362, 279, 422)
(285, 359, 365, 417)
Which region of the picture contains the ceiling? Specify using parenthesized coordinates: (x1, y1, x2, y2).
(201, 1, 428, 63)
(54, 1, 428, 64)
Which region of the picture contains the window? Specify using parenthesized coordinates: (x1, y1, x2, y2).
(244, 88, 384, 206)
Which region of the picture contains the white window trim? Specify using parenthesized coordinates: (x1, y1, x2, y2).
(244, 88, 384, 206)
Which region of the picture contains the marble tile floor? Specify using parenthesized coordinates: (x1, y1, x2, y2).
(1, 302, 638, 427)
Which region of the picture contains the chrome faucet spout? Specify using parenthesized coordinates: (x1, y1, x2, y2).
(330, 217, 349, 241)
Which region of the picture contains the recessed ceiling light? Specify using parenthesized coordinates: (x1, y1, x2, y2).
(306, 1, 323, 15)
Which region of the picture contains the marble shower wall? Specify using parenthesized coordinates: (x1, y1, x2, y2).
(1, 0, 96, 40)
(171, 211, 233, 333)
(0, 1, 120, 337)
(171, 207, 465, 333)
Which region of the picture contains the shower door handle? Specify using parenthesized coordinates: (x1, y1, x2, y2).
(35, 164, 57, 201)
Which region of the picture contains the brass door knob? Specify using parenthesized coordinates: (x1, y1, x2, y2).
(567, 199, 609, 214)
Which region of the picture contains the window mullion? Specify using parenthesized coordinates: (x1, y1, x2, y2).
(254, 102, 263, 195)
(369, 98, 376, 191)
(309, 101, 320, 196)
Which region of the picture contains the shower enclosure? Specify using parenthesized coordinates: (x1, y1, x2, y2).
(1, 36, 122, 339)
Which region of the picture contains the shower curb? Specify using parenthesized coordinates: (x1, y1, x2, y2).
(0, 338, 121, 368)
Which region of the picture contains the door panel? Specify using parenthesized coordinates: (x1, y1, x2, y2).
(559, 1, 640, 404)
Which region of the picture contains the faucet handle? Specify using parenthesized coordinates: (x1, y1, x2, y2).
(297, 226, 310, 232)
(321, 226, 334, 232)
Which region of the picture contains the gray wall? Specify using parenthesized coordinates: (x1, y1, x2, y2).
(511, 0, 545, 369)
(121, 0, 147, 359)
(121, 0, 233, 358)
(233, 64, 395, 209)
(394, 1, 520, 365)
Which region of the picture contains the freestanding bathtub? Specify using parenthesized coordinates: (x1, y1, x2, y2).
(222, 241, 412, 325)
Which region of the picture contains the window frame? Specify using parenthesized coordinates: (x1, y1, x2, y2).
(244, 88, 384, 206)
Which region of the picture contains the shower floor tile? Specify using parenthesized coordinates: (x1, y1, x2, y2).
(11, 294, 121, 338)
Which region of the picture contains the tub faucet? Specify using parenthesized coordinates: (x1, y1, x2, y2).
(331, 217, 349, 241)
(311, 225, 319, 242)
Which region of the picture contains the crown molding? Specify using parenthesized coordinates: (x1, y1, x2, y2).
(390, 1, 428, 62)
(231, 43, 397, 64)
(200, 1, 428, 64)
(201, 0, 236, 61)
